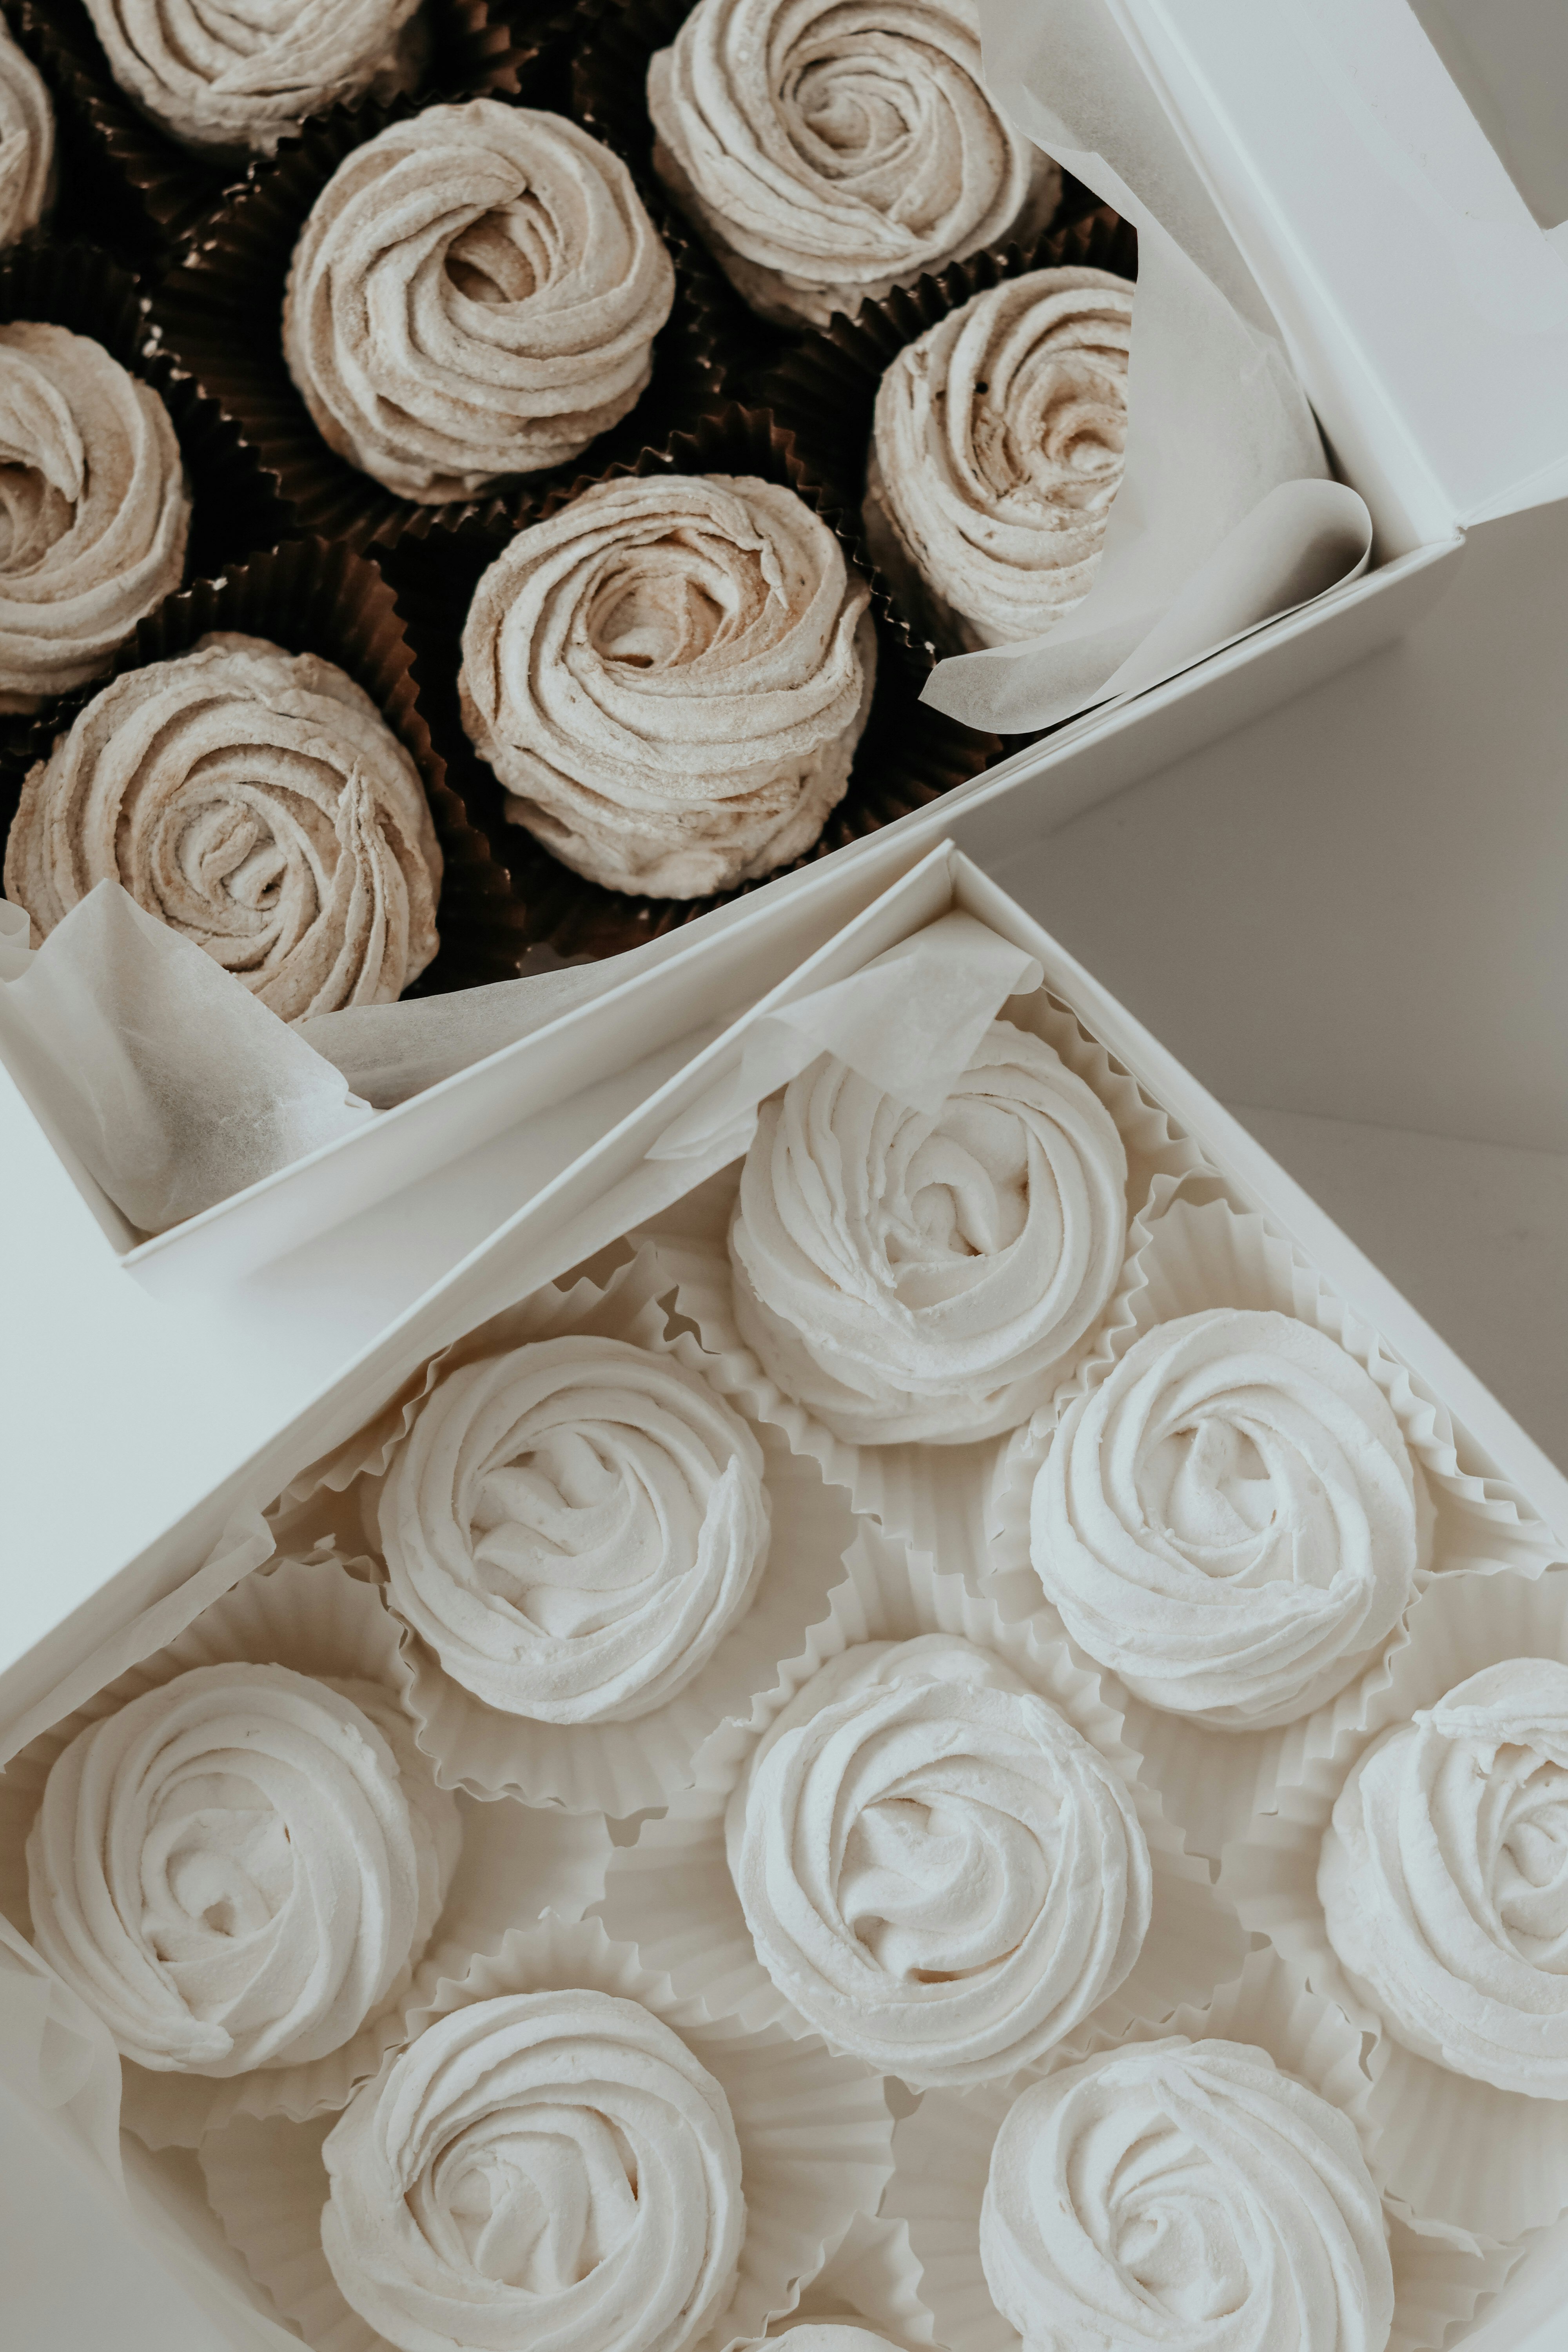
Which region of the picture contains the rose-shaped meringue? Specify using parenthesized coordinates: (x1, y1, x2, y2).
(1319, 1656, 1568, 2097)
(321, 1987, 746, 2352)
(25, 1662, 459, 2076)
(1032, 1308, 1422, 1730)
(377, 1334, 772, 1724)
(865, 266, 1134, 652)
(4, 632, 443, 1019)
(729, 1019, 1129, 1445)
(770, 2332, 899, 2349)
(0, 322, 190, 713)
(726, 1633, 1151, 2085)
(0, 22, 53, 250)
(980, 2037, 1393, 2352)
(647, 0, 1058, 330)
(83, 0, 425, 158)
(460, 472, 874, 897)
(283, 103, 676, 504)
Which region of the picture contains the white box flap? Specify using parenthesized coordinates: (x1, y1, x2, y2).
(1120, 0, 1568, 526)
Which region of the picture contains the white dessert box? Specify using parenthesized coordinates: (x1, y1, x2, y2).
(4, 0, 1567, 1298)
(4, 839, 1567, 2352)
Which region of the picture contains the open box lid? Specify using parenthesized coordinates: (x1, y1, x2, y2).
(1115, 0, 1568, 528)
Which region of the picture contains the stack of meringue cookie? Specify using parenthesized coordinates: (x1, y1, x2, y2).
(6, 912, 1561, 2352)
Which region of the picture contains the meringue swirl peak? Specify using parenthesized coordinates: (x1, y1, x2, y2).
(730, 1018, 1129, 1444)
(1320, 1654, 1568, 2096)
(1032, 1307, 1422, 1728)
(727, 1632, 1151, 2084)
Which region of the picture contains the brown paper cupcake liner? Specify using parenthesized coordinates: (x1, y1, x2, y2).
(376, 399, 1004, 966)
(0, 536, 530, 997)
(144, 82, 750, 560)
(754, 204, 1139, 677)
(10, 0, 553, 266)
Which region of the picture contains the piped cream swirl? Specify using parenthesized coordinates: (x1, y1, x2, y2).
(866, 267, 1133, 652)
(1032, 1308, 1422, 1729)
(726, 1633, 1151, 2085)
(25, 1662, 458, 2076)
(4, 633, 443, 1020)
(730, 1019, 1129, 1444)
(0, 22, 53, 250)
(460, 472, 874, 898)
(283, 104, 675, 503)
(83, 0, 425, 158)
(980, 2037, 1394, 2352)
(0, 322, 189, 713)
(377, 1334, 771, 1723)
(321, 1987, 746, 2352)
(1320, 1657, 1568, 2096)
(648, 0, 1058, 329)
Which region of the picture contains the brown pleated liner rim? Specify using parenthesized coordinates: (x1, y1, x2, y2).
(0, 538, 529, 998)
(9, 0, 561, 264)
(753, 203, 1140, 679)
(374, 397, 1004, 967)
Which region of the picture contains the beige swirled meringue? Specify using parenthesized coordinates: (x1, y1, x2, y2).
(322, 1987, 745, 2352)
(980, 2037, 1393, 2352)
(648, 0, 1059, 330)
(866, 266, 1133, 652)
(726, 1633, 1151, 2085)
(25, 1662, 459, 2077)
(83, 0, 425, 158)
(769, 2332, 900, 2349)
(378, 1334, 771, 1724)
(730, 1019, 1129, 1445)
(1032, 1309, 1422, 1730)
(0, 21, 54, 249)
(1320, 1657, 1568, 2096)
(461, 472, 874, 897)
(283, 103, 675, 504)
(0, 322, 189, 713)
(5, 632, 443, 1020)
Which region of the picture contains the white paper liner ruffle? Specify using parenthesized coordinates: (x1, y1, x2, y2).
(0, 1553, 611, 2148)
(266, 1241, 863, 1817)
(883, 1945, 1526, 2352)
(198, 1917, 897, 2352)
(643, 981, 1219, 1576)
(595, 1523, 1244, 2081)
(1221, 1564, 1568, 2254)
(982, 1196, 1566, 1863)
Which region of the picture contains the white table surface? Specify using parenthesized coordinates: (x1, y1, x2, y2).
(1, 498, 1565, 2344)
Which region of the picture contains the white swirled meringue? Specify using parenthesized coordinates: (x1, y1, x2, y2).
(648, 0, 1059, 330)
(461, 472, 874, 897)
(0, 21, 54, 250)
(1320, 1657, 1568, 2096)
(726, 1633, 1151, 2085)
(0, 322, 189, 713)
(980, 2037, 1393, 2352)
(83, 0, 424, 158)
(25, 1662, 459, 2076)
(283, 104, 675, 504)
(378, 1334, 771, 1723)
(866, 267, 1134, 653)
(769, 2332, 900, 2349)
(5, 633, 443, 1019)
(322, 1987, 745, 2352)
(730, 1019, 1129, 1445)
(1032, 1309, 1422, 1730)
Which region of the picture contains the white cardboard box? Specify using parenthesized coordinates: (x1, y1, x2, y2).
(4, 841, 1567, 2348)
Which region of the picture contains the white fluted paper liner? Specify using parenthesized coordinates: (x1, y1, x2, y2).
(0, 1553, 611, 2148)
(642, 980, 1218, 1579)
(884, 1943, 1524, 2352)
(595, 1522, 1244, 2074)
(266, 1241, 863, 1816)
(749, 2211, 935, 2348)
(198, 1916, 896, 2352)
(1221, 1565, 1568, 2253)
(982, 1196, 1566, 1865)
